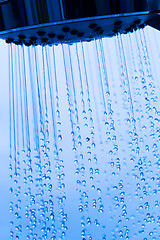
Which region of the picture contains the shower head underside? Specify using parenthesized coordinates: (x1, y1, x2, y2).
(0, 0, 160, 46)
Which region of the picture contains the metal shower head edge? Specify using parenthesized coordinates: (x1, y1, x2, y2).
(0, 0, 159, 46)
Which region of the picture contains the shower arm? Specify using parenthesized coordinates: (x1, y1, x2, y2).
(0, 0, 159, 46)
(0, 0, 8, 3)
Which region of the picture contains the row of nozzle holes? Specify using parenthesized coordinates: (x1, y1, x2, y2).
(5, 18, 143, 46)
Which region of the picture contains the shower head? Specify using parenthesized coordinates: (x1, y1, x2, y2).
(0, 0, 160, 46)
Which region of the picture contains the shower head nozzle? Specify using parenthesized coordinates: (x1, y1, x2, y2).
(0, 0, 160, 46)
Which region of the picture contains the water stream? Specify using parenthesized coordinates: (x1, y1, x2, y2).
(9, 26, 160, 239)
